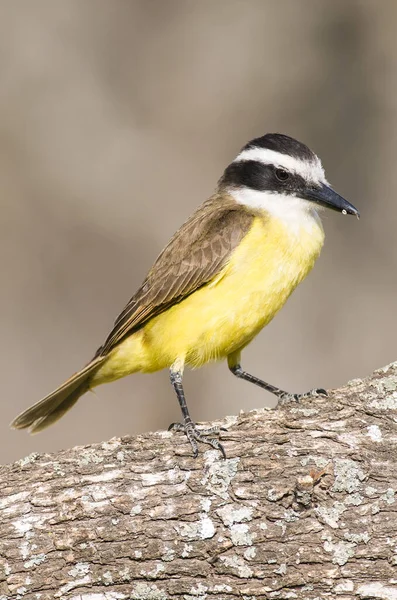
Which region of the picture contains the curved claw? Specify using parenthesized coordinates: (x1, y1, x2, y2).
(168, 422, 183, 432)
(277, 387, 328, 406)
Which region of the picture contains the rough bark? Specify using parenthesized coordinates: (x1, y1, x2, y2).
(2, 363, 397, 600)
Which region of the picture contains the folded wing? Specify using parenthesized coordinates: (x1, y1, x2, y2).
(96, 196, 254, 356)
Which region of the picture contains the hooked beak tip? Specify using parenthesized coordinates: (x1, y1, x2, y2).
(342, 207, 360, 219)
(305, 183, 360, 218)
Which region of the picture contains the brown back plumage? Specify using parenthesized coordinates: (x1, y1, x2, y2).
(97, 194, 254, 355)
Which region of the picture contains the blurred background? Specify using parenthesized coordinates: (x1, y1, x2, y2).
(1, 0, 395, 464)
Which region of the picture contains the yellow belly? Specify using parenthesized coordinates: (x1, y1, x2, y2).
(93, 214, 324, 384)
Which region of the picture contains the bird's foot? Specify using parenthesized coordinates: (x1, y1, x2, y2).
(168, 421, 226, 458)
(277, 387, 328, 406)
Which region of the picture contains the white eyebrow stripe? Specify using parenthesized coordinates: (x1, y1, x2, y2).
(233, 147, 327, 184)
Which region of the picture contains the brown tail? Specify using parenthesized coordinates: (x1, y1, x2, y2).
(11, 356, 106, 433)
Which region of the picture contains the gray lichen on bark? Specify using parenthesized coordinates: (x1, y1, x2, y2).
(1, 362, 397, 599)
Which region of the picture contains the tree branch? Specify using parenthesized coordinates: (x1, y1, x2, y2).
(2, 362, 397, 600)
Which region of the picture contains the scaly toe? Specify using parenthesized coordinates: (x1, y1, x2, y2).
(277, 387, 328, 406)
(300, 388, 328, 400)
(194, 424, 227, 436)
(168, 421, 226, 458)
(277, 392, 300, 406)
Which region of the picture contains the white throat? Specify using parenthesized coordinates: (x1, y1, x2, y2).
(230, 188, 322, 235)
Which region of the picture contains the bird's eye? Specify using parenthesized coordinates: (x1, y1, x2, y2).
(275, 168, 289, 182)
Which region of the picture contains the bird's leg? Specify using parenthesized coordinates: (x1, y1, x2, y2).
(227, 352, 327, 405)
(168, 362, 226, 458)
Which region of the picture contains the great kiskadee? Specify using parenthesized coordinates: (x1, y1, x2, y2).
(12, 133, 359, 457)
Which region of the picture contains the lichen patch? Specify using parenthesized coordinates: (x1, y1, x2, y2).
(367, 424, 383, 442)
(332, 458, 366, 493)
(220, 555, 253, 578)
(230, 523, 253, 546)
(357, 582, 397, 599)
(217, 504, 253, 526)
(201, 456, 240, 499)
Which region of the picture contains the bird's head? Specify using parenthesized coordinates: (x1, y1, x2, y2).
(219, 133, 359, 219)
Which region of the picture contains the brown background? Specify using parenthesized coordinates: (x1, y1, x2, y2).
(1, 0, 395, 465)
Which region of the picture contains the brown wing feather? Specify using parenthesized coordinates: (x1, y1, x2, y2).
(97, 195, 254, 355)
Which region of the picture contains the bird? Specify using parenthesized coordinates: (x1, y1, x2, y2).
(11, 133, 359, 457)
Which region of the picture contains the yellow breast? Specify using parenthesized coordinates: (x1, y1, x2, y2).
(95, 212, 324, 384)
(143, 213, 323, 367)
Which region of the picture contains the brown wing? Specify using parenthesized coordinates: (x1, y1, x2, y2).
(97, 195, 254, 356)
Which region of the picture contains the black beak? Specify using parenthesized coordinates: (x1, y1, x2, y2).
(303, 183, 359, 217)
